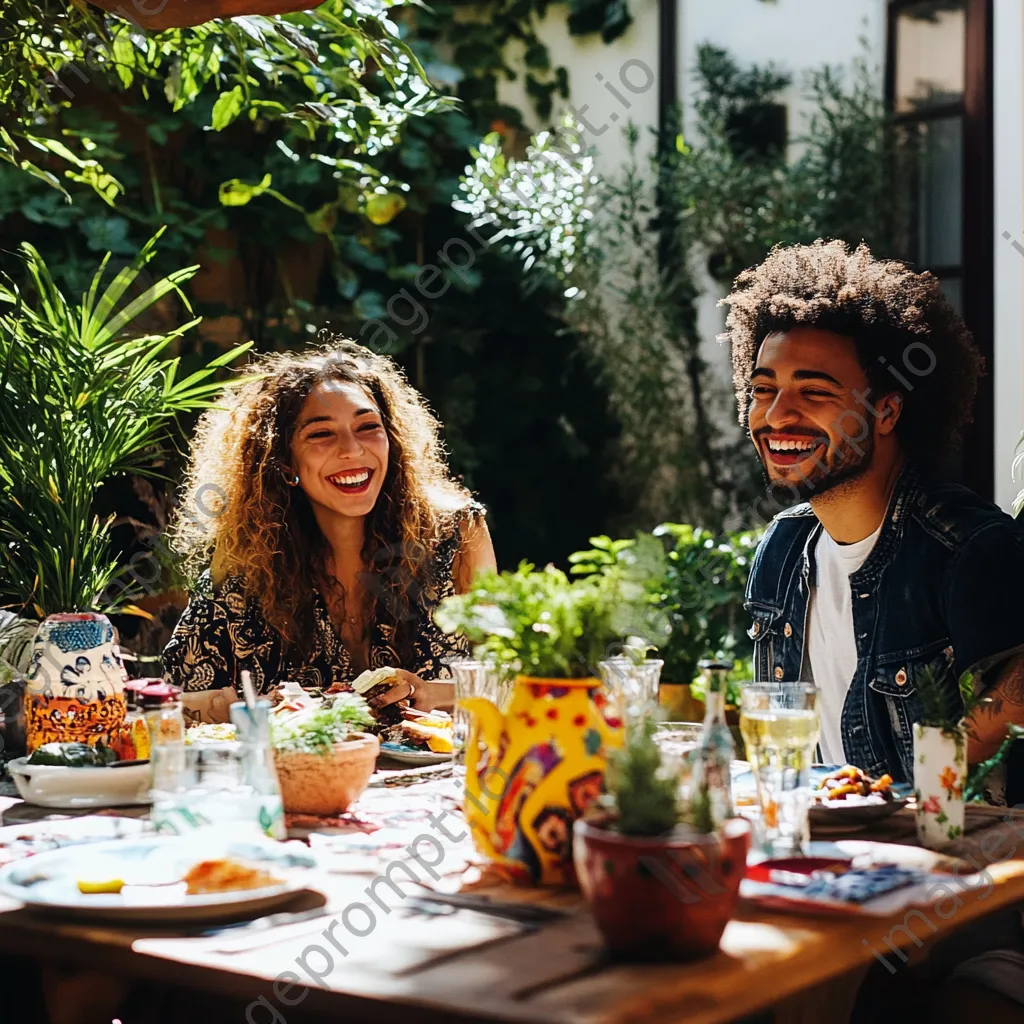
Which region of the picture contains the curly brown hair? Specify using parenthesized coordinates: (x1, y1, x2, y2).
(720, 239, 984, 465)
(172, 341, 471, 661)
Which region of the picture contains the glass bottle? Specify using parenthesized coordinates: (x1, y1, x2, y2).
(230, 700, 286, 840)
(140, 682, 188, 830)
(691, 659, 735, 830)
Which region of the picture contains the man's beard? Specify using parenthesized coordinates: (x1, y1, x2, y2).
(761, 431, 875, 505)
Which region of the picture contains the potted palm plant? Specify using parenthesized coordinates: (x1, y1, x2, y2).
(573, 715, 751, 961)
(435, 562, 668, 885)
(0, 230, 252, 752)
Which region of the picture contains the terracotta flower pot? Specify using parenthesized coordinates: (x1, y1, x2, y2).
(573, 817, 751, 961)
(89, 0, 317, 31)
(274, 731, 379, 815)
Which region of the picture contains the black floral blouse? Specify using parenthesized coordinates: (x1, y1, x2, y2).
(163, 503, 482, 695)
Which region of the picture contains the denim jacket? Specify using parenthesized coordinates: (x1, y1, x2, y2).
(744, 463, 1024, 782)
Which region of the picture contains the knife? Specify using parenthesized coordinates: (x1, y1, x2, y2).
(404, 891, 570, 924)
(198, 905, 334, 938)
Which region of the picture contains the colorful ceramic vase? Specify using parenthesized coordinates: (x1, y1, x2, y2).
(460, 676, 623, 886)
(23, 613, 128, 754)
(913, 723, 966, 849)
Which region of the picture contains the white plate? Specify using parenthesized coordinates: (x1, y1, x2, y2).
(7, 757, 151, 809)
(378, 743, 451, 766)
(0, 836, 314, 923)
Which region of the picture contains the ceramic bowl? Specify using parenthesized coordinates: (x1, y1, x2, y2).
(7, 757, 151, 809)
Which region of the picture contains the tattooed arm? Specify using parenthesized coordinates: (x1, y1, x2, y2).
(966, 653, 1024, 763)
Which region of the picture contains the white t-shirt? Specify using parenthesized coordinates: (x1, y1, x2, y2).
(806, 523, 882, 764)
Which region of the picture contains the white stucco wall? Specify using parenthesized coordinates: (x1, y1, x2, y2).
(993, 0, 1024, 514)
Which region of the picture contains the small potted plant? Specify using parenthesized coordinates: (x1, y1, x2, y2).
(270, 692, 379, 816)
(913, 667, 980, 848)
(573, 716, 750, 961)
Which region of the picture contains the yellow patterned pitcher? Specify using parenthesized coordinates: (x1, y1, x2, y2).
(460, 677, 623, 886)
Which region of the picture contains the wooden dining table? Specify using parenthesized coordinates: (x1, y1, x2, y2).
(2, 764, 1024, 1024)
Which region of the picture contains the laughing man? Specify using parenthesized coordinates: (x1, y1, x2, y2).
(722, 240, 1024, 1020)
(722, 240, 1024, 785)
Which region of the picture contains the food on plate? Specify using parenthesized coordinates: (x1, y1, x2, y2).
(182, 858, 283, 895)
(816, 765, 894, 802)
(27, 741, 119, 768)
(398, 716, 454, 754)
(185, 723, 238, 745)
(76, 876, 125, 894)
(352, 666, 406, 727)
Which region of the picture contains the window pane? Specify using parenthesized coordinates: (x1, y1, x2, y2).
(895, 1, 966, 113)
(915, 116, 963, 266)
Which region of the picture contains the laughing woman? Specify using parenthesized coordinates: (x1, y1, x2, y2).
(163, 342, 495, 712)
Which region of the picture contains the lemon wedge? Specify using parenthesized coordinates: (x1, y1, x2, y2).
(77, 878, 125, 894)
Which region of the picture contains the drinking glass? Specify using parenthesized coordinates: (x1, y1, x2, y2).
(150, 740, 250, 835)
(653, 721, 703, 800)
(598, 657, 664, 721)
(739, 682, 820, 856)
(444, 657, 512, 769)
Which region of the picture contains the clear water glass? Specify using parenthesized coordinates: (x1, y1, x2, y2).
(739, 682, 820, 856)
(597, 657, 664, 720)
(444, 657, 512, 770)
(150, 740, 249, 835)
(653, 721, 703, 801)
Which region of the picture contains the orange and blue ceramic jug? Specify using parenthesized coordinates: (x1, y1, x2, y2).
(24, 613, 128, 753)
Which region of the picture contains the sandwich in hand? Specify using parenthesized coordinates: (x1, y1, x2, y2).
(352, 666, 406, 727)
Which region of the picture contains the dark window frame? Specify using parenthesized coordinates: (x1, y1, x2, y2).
(885, 0, 994, 498)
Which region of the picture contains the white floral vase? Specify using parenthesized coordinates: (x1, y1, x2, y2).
(913, 723, 966, 849)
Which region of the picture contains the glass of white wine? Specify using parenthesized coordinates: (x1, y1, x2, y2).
(739, 682, 820, 857)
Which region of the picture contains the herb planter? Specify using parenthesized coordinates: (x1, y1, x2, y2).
(88, 0, 316, 31)
(274, 731, 379, 815)
(913, 723, 966, 849)
(573, 817, 751, 961)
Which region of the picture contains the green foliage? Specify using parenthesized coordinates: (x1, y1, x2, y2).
(458, 118, 735, 527)
(0, 1, 444, 204)
(606, 715, 680, 837)
(687, 660, 752, 709)
(916, 666, 979, 731)
(566, 0, 633, 44)
(964, 724, 1024, 803)
(464, 42, 917, 527)
(570, 525, 762, 686)
(270, 691, 375, 755)
(674, 42, 915, 283)
(0, 1, 639, 582)
(0, 231, 253, 617)
(436, 559, 668, 680)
